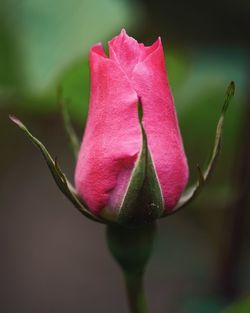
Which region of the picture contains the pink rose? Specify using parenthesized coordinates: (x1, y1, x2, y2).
(75, 29, 188, 222)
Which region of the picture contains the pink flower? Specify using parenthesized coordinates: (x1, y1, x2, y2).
(75, 29, 188, 221)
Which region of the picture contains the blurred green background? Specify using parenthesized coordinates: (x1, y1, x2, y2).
(0, 0, 249, 312)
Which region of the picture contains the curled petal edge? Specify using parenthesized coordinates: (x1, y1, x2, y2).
(9, 115, 105, 224)
(162, 81, 236, 217)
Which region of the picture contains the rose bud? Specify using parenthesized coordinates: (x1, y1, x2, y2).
(10, 29, 234, 225)
(74, 29, 189, 224)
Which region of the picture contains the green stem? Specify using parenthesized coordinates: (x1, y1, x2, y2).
(106, 223, 156, 313)
(124, 271, 148, 313)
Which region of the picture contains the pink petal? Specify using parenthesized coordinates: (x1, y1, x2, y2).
(131, 38, 189, 211)
(74, 44, 141, 216)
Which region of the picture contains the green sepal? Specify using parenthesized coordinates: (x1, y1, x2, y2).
(9, 115, 104, 224)
(117, 113, 164, 225)
(164, 81, 235, 217)
(57, 86, 80, 159)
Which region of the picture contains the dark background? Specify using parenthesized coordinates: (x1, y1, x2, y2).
(0, 0, 249, 312)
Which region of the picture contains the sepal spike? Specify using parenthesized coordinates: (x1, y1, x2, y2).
(57, 87, 80, 159)
(162, 81, 235, 216)
(9, 115, 105, 224)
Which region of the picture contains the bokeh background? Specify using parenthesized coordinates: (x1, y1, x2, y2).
(0, 0, 249, 312)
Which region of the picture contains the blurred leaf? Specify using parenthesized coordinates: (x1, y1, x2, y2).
(16, 0, 141, 93)
(56, 58, 90, 122)
(166, 50, 189, 90)
(0, 1, 22, 98)
(15, 57, 90, 120)
(221, 297, 250, 313)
